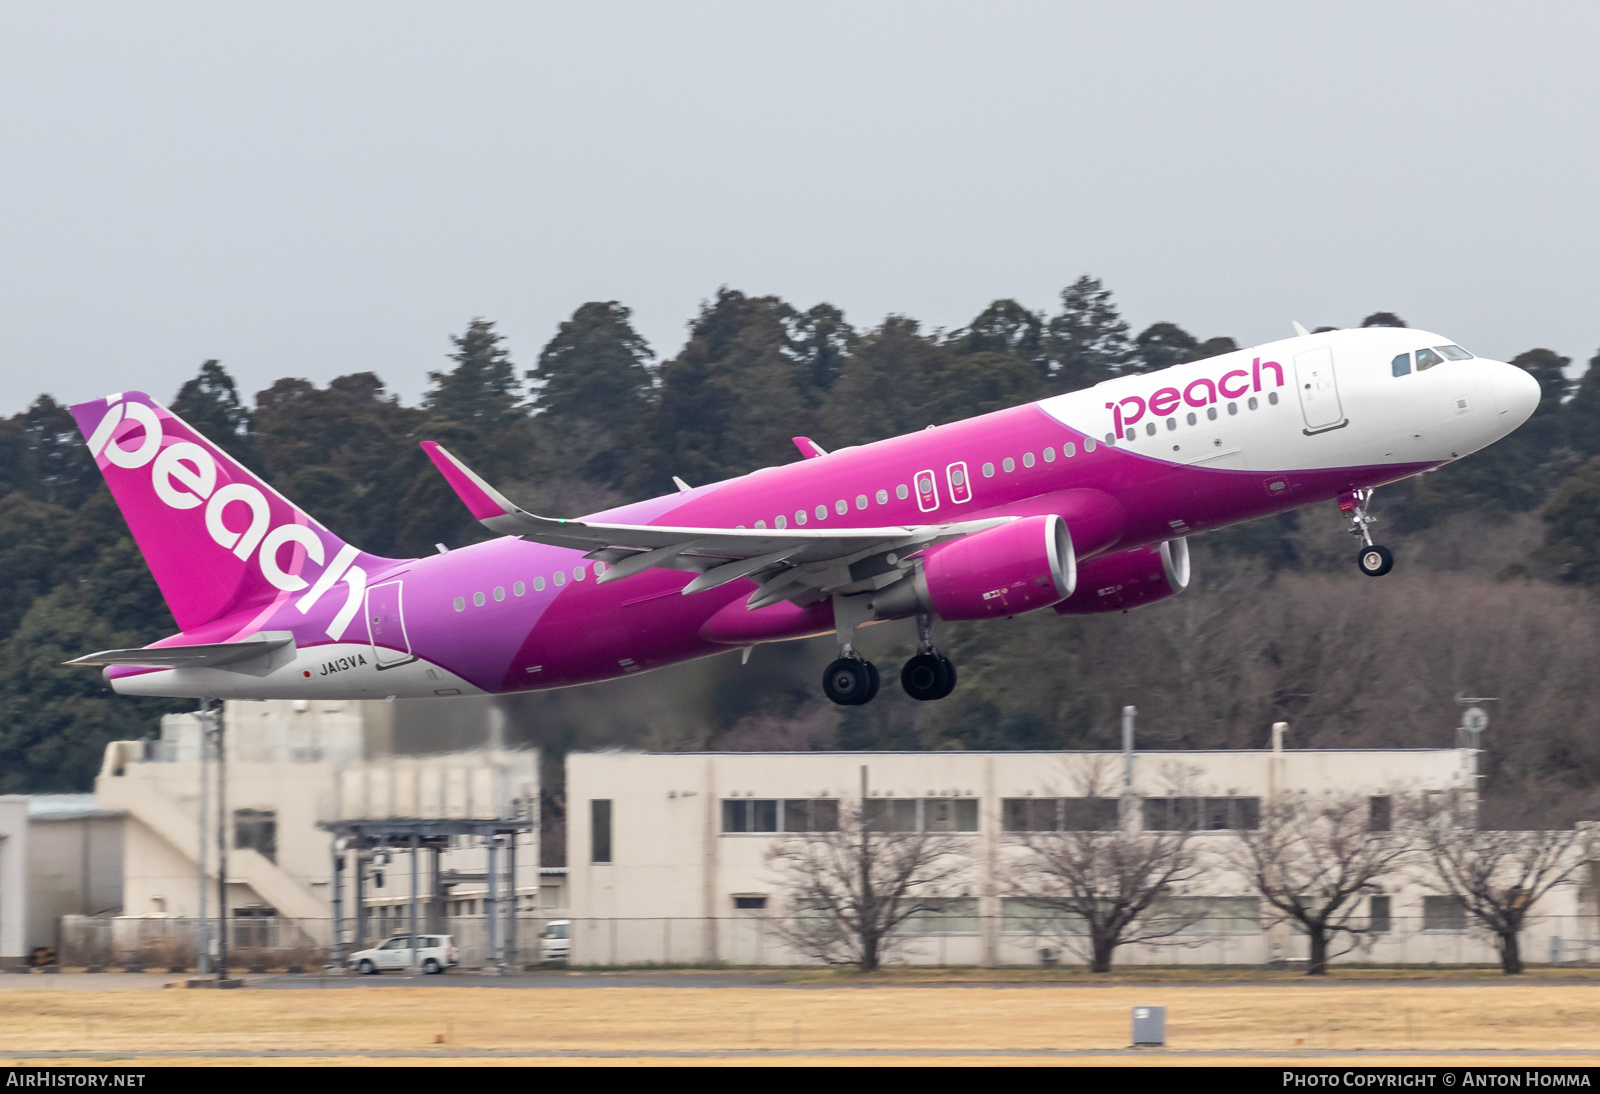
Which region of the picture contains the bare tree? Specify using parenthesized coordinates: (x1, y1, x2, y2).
(1230, 793, 1411, 975)
(1409, 798, 1583, 974)
(1006, 815, 1207, 973)
(765, 802, 971, 972)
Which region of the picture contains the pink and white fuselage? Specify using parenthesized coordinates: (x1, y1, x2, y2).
(68, 326, 1539, 704)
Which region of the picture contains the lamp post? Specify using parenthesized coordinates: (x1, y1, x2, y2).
(215, 702, 228, 982)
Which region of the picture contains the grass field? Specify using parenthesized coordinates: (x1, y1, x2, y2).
(3, 976, 1600, 1065)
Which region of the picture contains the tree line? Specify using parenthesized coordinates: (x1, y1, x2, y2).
(2, 278, 1600, 814)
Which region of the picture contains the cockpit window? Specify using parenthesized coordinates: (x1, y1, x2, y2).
(1392, 353, 1412, 377)
(1435, 345, 1473, 361)
(1414, 347, 1444, 371)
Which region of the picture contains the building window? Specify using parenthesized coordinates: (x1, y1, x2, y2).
(733, 895, 768, 910)
(1368, 795, 1392, 832)
(1141, 797, 1261, 831)
(1423, 896, 1468, 931)
(233, 809, 277, 863)
(591, 799, 612, 864)
(907, 897, 979, 934)
(722, 799, 840, 833)
(1148, 896, 1260, 935)
(1002, 797, 1119, 832)
(1369, 895, 1392, 933)
(864, 797, 977, 833)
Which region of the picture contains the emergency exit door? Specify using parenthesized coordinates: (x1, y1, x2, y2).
(365, 580, 416, 668)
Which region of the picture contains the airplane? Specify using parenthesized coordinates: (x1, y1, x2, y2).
(65, 325, 1540, 707)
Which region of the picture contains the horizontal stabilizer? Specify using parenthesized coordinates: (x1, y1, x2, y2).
(66, 631, 296, 678)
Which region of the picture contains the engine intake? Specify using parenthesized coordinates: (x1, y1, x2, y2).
(873, 514, 1075, 621)
(1052, 539, 1189, 615)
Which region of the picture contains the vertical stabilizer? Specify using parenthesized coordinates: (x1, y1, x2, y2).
(70, 391, 403, 634)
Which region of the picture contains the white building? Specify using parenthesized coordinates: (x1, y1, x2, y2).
(0, 795, 124, 967)
(91, 699, 543, 966)
(564, 743, 1597, 967)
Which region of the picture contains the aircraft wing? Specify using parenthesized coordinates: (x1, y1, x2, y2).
(64, 631, 297, 675)
(421, 441, 1008, 608)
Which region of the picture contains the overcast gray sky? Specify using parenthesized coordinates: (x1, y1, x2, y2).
(2, 1, 1597, 416)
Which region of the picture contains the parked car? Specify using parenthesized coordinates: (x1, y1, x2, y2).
(348, 934, 458, 975)
(540, 920, 570, 963)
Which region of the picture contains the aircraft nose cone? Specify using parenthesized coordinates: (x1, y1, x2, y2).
(1496, 364, 1541, 427)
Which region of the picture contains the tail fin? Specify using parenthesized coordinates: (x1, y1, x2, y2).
(70, 391, 402, 634)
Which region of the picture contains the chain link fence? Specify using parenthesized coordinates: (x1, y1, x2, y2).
(52, 913, 1600, 970)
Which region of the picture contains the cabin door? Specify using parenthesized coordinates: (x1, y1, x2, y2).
(365, 580, 416, 668)
(1293, 347, 1345, 432)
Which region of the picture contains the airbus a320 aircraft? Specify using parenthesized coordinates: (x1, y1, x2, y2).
(67, 326, 1539, 706)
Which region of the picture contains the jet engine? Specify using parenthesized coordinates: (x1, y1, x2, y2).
(1052, 539, 1190, 614)
(872, 514, 1075, 621)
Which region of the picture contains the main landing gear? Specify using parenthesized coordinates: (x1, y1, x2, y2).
(821, 611, 958, 706)
(1341, 488, 1394, 577)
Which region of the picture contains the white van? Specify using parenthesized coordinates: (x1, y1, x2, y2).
(348, 934, 458, 975)
(539, 920, 570, 963)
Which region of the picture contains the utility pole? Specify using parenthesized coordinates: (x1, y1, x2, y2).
(196, 703, 210, 976)
(1120, 706, 1137, 832)
(215, 702, 229, 982)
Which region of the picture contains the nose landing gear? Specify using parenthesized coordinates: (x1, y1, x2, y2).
(1340, 489, 1394, 577)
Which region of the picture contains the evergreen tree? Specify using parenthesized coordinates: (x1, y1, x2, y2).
(1044, 276, 1130, 391)
(950, 300, 1046, 375)
(1563, 348, 1600, 459)
(785, 303, 855, 396)
(1361, 312, 1407, 328)
(22, 396, 100, 509)
(425, 318, 524, 432)
(1128, 322, 1199, 374)
(171, 359, 255, 463)
(529, 301, 655, 421)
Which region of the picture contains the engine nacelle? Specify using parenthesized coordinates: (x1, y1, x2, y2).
(1052, 539, 1190, 615)
(875, 514, 1075, 622)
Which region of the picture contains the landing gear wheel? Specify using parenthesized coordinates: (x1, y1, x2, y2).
(902, 653, 948, 701)
(823, 657, 877, 705)
(862, 659, 881, 703)
(1357, 544, 1394, 577)
(935, 654, 957, 699)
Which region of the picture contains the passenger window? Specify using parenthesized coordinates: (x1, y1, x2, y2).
(1166, 418, 1176, 431)
(755, 519, 767, 528)
(796, 510, 807, 525)
(835, 500, 847, 515)
(1002, 457, 1015, 472)
(896, 484, 909, 499)
(533, 577, 545, 592)
(1125, 429, 1136, 441)
(1186, 412, 1197, 426)
(1022, 452, 1035, 467)
(1268, 392, 1279, 404)
(1227, 402, 1238, 415)
(1063, 443, 1075, 457)
(1105, 433, 1116, 445)
(1392, 353, 1412, 377)
(774, 516, 786, 529)
(1206, 407, 1217, 420)
(1248, 397, 1258, 410)
(513, 582, 525, 596)
(876, 489, 888, 504)
(494, 586, 505, 601)
(1083, 438, 1096, 452)
(1043, 447, 1056, 463)
(1415, 347, 1444, 371)
(553, 572, 565, 587)
(815, 505, 828, 520)
(453, 597, 465, 612)
(982, 462, 995, 477)
(472, 592, 486, 607)
(1145, 422, 1156, 436)
(856, 494, 868, 509)
(574, 566, 586, 581)
(1436, 345, 1473, 361)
